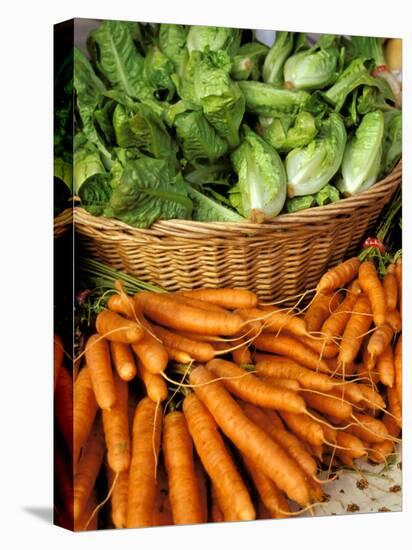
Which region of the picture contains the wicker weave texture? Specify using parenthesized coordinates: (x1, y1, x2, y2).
(74, 163, 401, 302)
(54, 208, 73, 239)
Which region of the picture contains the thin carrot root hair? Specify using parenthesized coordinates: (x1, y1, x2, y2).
(164, 362, 193, 414)
(214, 328, 263, 356)
(83, 471, 120, 531)
(312, 469, 343, 484)
(276, 501, 323, 517)
(161, 367, 257, 390)
(114, 280, 143, 329)
(259, 287, 316, 311)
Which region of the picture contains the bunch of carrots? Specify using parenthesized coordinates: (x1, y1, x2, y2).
(54, 255, 402, 531)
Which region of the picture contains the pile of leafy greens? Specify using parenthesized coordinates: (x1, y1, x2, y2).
(69, 22, 402, 226)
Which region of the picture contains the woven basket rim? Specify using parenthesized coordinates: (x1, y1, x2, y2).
(74, 161, 401, 237)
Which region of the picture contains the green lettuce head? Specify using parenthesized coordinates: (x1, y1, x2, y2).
(230, 126, 287, 222)
(338, 110, 384, 196)
(186, 25, 241, 57)
(286, 112, 347, 197)
(283, 41, 339, 90)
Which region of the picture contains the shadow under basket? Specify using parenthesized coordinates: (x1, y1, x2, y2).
(75, 162, 401, 303)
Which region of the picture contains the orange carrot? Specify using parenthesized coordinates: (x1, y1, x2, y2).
(206, 358, 307, 413)
(165, 346, 193, 364)
(395, 257, 402, 315)
(74, 490, 98, 531)
(298, 334, 339, 359)
(54, 445, 74, 527)
(171, 294, 229, 313)
(85, 334, 117, 410)
(383, 265, 398, 311)
(304, 292, 342, 333)
(279, 411, 325, 447)
(232, 339, 253, 365)
(135, 292, 244, 336)
(55, 367, 73, 456)
(257, 374, 301, 392)
(127, 397, 163, 528)
(317, 257, 360, 294)
(347, 413, 389, 443)
(369, 414, 401, 463)
(194, 455, 208, 524)
(108, 467, 129, 529)
(107, 293, 138, 318)
(102, 371, 130, 473)
(320, 280, 362, 345)
(110, 342, 137, 381)
(131, 315, 169, 375)
(357, 384, 386, 412)
(387, 387, 402, 429)
(73, 418, 105, 522)
(367, 324, 394, 358)
(180, 288, 258, 310)
(303, 392, 353, 420)
(190, 367, 311, 506)
(163, 411, 204, 525)
(385, 309, 402, 333)
(359, 261, 386, 326)
(183, 392, 255, 521)
(96, 310, 144, 344)
(210, 484, 224, 523)
(152, 324, 215, 362)
(254, 356, 334, 393)
(394, 335, 402, 404)
(254, 334, 330, 373)
(242, 456, 290, 518)
(362, 341, 376, 371)
(339, 295, 372, 365)
(241, 404, 317, 479)
(335, 431, 366, 459)
(376, 346, 395, 387)
(136, 360, 168, 403)
(54, 334, 64, 392)
(74, 366, 98, 464)
(236, 306, 307, 337)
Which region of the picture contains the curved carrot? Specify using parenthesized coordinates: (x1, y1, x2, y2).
(152, 324, 215, 362)
(242, 456, 290, 518)
(279, 411, 325, 447)
(241, 403, 317, 479)
(232, 339, 253, 365)
(165, 346, 193, 364)
(55, 367, 73, 457)
(367, 324, 394, 358)
(254, 334, 330, 373)
(376, 345, 395, 387)
(347, 413, 389, 443)
(303, 392, 353, 420)
(179, 288, 258, 309)
(383, 265, 398, 311)
(127, 397, 163, 528)
(163, 411, 204, 525)
(257, 374, 300, 392)
(73, 418, 105, 522)
(339, 296, 372, 365)
(336, 431, 366, 459)
(206, 358, 307, 414)
(190, 367, 311, 506)
(102, 371, 130, 473)
(387, 386, 402, 429)
(110, 342, 137, 382)
(107, 293, 138, 318)
(74, 366, 97, 464)
(304, 292, 342, 333)
(135, 292, 244, 336)
(136, 360, 168, 403)
(369, 414, 401, 463)
(183, 392, 255, 521)
(108, 467, 129, 529)
(357, 383, 385, 412)
(235, 306, 307, 337)
(359, 261, 386, 326)
(298, 334, 339, 359)
(394, 335, 402, 404)
(96, 310, 144, 344)
(385, 309, 402, 333)
(210, 484, 224, 522)
(85, 334, 117, 410)
(131, 316, 168, 375)
(320, 281, 361, 343)
(317, 257, 360, 294)
(54, 334, 64, 392)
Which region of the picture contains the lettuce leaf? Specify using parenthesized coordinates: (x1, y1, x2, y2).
(185, 184, 243, 222)
(186, 25, 241, 57)
(158, 24, 188, 77)
(108, 157, 193, 228)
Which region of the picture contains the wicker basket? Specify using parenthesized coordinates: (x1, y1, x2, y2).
(75, 163, 401, 302)
(54, 208, 73, 239)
